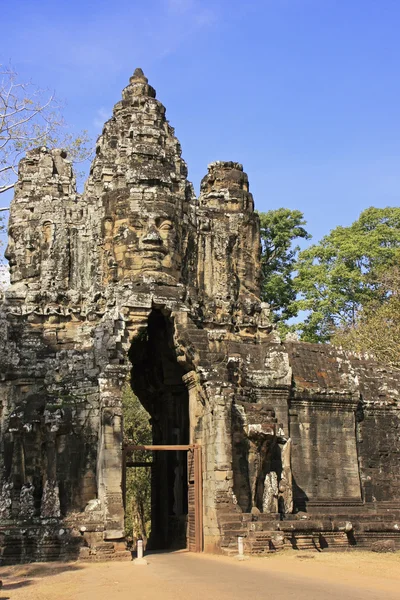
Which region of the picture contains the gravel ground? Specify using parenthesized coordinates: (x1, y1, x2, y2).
(0, 550, 399, 600)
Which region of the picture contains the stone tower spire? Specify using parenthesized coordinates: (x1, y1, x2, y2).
(5, 147, 79, 296)
(126, 67, 156, 97)
(196, 161, 262, 326)
(83, 69, 196, 289)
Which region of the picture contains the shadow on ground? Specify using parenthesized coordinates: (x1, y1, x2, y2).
(0, 561, 82, 597)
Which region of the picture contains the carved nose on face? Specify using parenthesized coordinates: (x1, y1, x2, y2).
(4, 245, 14, 265)
(142, 226, 162, 245)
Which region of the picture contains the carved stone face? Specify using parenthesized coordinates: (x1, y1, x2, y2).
(5, 223, 41, 284)
(5, 220, 55, 286)
(103, 199, 183, 285)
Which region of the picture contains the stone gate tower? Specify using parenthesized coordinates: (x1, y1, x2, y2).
(0, 70, 399, 562)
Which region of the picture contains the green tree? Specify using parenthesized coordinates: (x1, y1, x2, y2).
(294, 207, 400, 342)
(122, 384, 152, 542)
(332, 267, 400, 370)
(259, 208, 310, 330)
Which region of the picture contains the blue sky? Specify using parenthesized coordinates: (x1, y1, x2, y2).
(2, 0, 400, 245)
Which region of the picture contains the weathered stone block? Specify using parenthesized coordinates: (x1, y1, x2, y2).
(0, 68, 399, 563)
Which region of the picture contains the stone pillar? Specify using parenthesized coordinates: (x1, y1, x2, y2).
(0, 480, 13, 520)
(201, 385, 236, 552)
(278, 438, 293, 514)
(98, 366, 126, 540)
(182, 370, 204, 445)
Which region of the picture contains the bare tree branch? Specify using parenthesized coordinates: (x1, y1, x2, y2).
(0, 184, 14, 194)
(0, 64, 93, 196)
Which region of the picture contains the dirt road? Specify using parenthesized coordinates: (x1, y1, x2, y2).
(1, 550, 399, 600)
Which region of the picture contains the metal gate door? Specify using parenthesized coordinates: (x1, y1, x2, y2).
(123, 444, 203, 552)
(187, 445, 203, 552)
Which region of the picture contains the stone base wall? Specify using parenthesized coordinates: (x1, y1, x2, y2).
(218, 507, 400, 555)
(0, 523, 82, 565)
(0, 519, 134, 565)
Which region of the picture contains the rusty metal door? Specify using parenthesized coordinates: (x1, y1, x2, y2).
(123, 444, 203, 552)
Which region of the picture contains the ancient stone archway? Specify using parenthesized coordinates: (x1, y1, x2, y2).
(126, 309, 190, 550)
(1, 68, 399, 563)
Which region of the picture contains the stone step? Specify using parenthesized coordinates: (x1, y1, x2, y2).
(221, 537, 248, 546)
(79, 548, 132, 561)
(80, 553, 132, 562)
(257, 514, 281, 522)
(220, 546, 240, 556)
(221, 531, 247, 541)
(220, 522, 247, 532)
(219, 517, 245, 525)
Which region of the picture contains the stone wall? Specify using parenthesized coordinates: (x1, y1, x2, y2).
(289, 399, 362, 507)
(359, 407, 400, 503)
(286, 343, 400, 509)
(0, 69, 399, 563)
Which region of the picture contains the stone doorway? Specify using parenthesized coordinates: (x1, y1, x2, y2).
(125, 309, 196, 550)
(123, 445, 203, 552)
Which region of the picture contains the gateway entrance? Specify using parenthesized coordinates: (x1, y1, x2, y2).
(125, 309, 196, 550)
(123, 444, 203, 552)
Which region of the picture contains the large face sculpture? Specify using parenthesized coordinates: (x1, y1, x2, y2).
(5, 222, 41, 284)
(5, 220, 55, 286)
(102, 196, 184, 285)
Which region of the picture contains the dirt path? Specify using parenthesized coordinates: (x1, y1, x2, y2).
(1, 550, 399, 600)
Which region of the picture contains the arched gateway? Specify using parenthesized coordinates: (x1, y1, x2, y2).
(0, 70, 399, 563)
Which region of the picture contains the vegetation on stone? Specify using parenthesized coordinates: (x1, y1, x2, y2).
(122, 385, 152, 542)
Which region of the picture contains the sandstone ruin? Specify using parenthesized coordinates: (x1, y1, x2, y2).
(0, 69, 399, 562)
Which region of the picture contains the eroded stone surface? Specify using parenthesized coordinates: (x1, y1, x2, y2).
(0, 69, 399, 562)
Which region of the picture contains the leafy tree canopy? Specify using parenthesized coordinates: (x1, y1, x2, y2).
(332, 267, 400, 370)
(122, 383, 152, 447)
(294, 207, 400, 342)
(258, 208, 310, 330)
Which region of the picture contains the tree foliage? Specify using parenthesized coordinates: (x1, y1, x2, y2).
(294, 207, 400, 342)
(122, 384, 152, 541)
(0, 64, 92, 196)
(259, 208, 310, 329)
(332, 267, 400, 370)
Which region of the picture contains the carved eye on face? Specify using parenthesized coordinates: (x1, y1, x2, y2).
(131, 219, 144, 231)
(157, 220, 173, 232)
